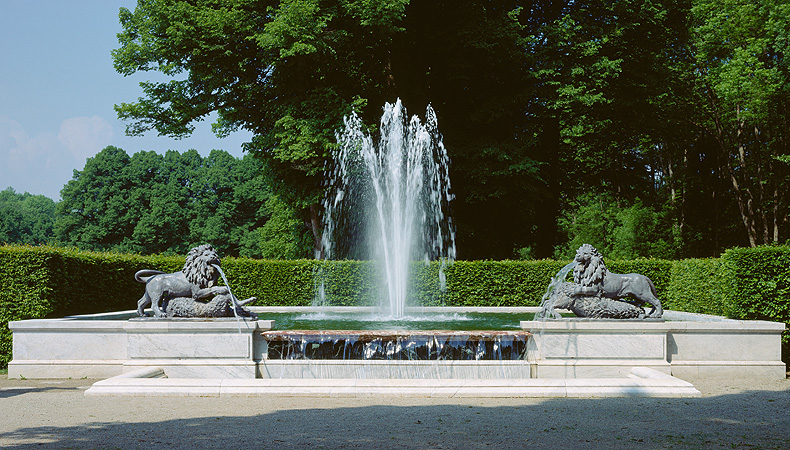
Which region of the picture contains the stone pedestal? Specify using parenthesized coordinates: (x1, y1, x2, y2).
(522, 311, 786, 379)
(523, 320, 671, 378)
(8, 312, 273, 379)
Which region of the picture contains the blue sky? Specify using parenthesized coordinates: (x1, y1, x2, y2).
(0, 1, 253, 201)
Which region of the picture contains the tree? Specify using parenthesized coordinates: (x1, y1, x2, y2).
(112, 0, 568, 259)
(387, 0, 549, 259)
(553, 194, 681, 260)
(688, 0, 790, 246)
(55, 146, 271, 256)
(112, 0, 790, 260)
(535, 0, 691, 195)
(113, 0, 410, 254)
(258, 194, 313, 259)
(189, 151, 273, 257)
(55, 146, 135, 251)
(0, 188, 57, 245)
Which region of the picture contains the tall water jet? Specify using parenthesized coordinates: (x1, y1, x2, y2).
(319, 99, 456, 318)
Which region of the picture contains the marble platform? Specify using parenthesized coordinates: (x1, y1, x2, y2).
(522, 310, 786, 379)
(83, 366, 702, 398)
(7, 307, 786, 382)
(8, 311, 274, 379)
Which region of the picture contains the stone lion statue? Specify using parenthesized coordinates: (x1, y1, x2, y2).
(165, 294, 258, 319)
(135, 244, 230, 317)
(547, 282, 646, 319)
(570, 244, 663, 318)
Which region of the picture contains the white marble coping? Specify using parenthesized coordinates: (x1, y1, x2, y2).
(84, 366, 701, 398)
(9, 318, 274, 331)
(522, 320, 673, 332)
(522, 319, 785, 333)
(17, 306, 769, 321)
(124, 319, 273, 332)
(249, 306, 543, 313)
(9, 320, 127, 331)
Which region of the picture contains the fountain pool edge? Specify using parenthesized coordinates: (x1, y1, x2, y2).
(83, 366, 702, 398)
(7, 307, 785, 382)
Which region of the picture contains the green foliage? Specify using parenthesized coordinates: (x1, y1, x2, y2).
(0, 245, 182, 367)
(220, 258, 317, 307)
(689, 0, 790, 247)
(55, 147, 270, 257)
(317, 260, 379, 306)
(665, 258, 732, 316)
(722, 246, 790, 360)
(0, 245, 57, 367)
(554, 194, 682, 260)
(3, 244, 790, 367)
(112, 0, 410, 245)
(535, 0, 688, 197)
(258, 195, 313, 259)
(104, 0, 790, 260)
(418, 260, 570, 308)
(0, 188, 57, 245)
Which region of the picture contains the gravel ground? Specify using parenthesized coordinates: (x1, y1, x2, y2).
(1, 375, 789, 450)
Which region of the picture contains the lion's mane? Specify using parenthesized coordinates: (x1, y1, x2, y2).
(573, 243, 607, 287)
(182, 244, 220, 288)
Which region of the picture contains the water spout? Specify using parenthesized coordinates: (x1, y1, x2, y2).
(319, 100, 455, 318)
(536, 261, 578, 320)
(211, 264, 242, 324)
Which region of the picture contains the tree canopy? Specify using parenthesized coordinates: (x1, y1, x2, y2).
(55, 146, 272, 257)
(90, 0, 790, 259)
(0, 188, 57, 246)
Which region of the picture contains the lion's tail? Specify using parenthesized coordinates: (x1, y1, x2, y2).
(647, 276, 659, 297)
(135, 269, 166, 283)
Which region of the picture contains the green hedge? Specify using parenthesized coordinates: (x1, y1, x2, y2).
(2, 244, 790, 368)
(723, 247, 790, 362)
(665, 258, 731, 316)
(0, 245, 183, 367)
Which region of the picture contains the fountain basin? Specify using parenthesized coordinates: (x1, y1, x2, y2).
(7, 307, 785, 381)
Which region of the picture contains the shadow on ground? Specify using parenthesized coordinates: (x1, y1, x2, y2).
(0, 385, 87, 399)
(0, 386, 788, 450)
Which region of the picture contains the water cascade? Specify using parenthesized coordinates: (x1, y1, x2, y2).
(264, 330, 529, 361)
(318, 99, 456, 318)
(535, 261, 578, 320)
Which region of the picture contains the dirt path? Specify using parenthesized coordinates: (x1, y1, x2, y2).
(1, 376, 788, 449)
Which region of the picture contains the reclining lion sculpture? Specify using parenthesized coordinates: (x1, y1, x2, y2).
(546, 281, 647, 319)
(165, 293, 258, 319)
(539, 244, 663, 319)
(571, 244, 663, 318)
(135, 244, 256, 318)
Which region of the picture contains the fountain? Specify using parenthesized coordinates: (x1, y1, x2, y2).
(5, 102, 786, 397)
(317, 99, 455, 318)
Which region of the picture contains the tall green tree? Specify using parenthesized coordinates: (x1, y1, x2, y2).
(0, 188, 57, 245)
(113, 0, 410, 254)
(112, 0, 790, 260)
(55, 146, 271, 256)
(388, 0, 548, 259)
(55, 146, 135, 251)
(535, 0, 691, 197)
(688, 0, 790, 246)
(189, 150, 273, 257)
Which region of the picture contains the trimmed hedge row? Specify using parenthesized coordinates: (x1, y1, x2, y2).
(0, 245, 187, 366)
(723, 247, 790, 327)
(2, 244, 789, 367)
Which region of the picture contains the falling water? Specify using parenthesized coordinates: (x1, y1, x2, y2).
(211, 264, 242, 327)
(535, 261, 578, 320)
(318, 99, 456, 318)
